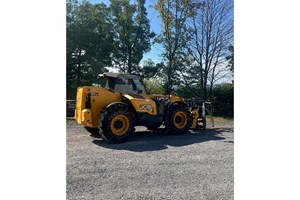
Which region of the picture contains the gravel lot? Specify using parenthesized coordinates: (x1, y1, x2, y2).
(67, 119, 233, 200)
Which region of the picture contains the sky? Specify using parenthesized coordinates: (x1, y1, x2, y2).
(86, 0, 164, 64)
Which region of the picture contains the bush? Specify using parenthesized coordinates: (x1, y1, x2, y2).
(209, 83, 233, 117)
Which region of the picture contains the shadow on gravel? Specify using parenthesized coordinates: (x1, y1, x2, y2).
(92, 127, 232, 152)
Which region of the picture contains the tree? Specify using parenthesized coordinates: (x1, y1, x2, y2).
(155, 0, 200, 94)
(182, 0, 233, 100)
(139, 59, 161, 79)
(66, 0, 114, 99)
(139, 59, 165, 94)
(109, 0, 155, 74)
(210, 83, 233, 117)
(226, 45, 234, 73)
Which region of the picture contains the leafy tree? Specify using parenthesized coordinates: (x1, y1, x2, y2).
(109, 0, 155, 74)
(138, 59, 162, 78)
(155, 0, 200, 94)
(176, 84, 202, 99)
(209, 83, 233, 117)
(66, 0, 114, 99)
(144, 78, 165, 94)
(138, 59, 165, 94)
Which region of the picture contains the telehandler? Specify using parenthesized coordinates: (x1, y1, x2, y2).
(75, 73, 206, 143)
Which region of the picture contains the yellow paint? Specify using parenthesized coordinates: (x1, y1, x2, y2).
(75, 85, 187, 129)
(123, 94, 157, 115)
(75, 87, 84, 125)
(81, 109, 93, 127)
(191, 110, 199, 128)
(110, 114, 129, 136)
(144, 94, 184, 103)
(173, 111, 188, 129)
(169, 95, 184, 102)
(75, 86, 122, 128)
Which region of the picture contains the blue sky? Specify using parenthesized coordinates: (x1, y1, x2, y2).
(84, 0, 164, 64)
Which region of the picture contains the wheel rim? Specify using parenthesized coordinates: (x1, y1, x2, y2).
(110, 114, 130, 136)
(173, 111, 188, 129)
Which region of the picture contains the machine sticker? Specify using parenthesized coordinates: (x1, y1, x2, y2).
(139, 104, 152, 110)
(90, 92, 99, 96)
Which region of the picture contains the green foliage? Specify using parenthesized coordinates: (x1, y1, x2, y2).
(209, 83, 233, 117)
(154, 0, 199, 94)
(67, 0, 114, 98)
(144, 78, 165, 94)
(139, 59, 165, 94)
(175, 83, 233, 117)
(210, 83, 233, 104)
(138, 59, 163, 78)
(66, 0, 155, 98)
(109, 0, 155, 74)
(175, 85, 202, 99)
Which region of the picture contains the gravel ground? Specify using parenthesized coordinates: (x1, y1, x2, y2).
(67, 119, 233, 200)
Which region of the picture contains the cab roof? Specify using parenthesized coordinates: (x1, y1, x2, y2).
(98, 73, 141, 79)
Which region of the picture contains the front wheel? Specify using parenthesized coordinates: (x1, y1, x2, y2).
(99, 104, 135, 143)
(165, 106, 191, 134)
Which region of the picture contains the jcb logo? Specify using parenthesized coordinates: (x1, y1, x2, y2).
(139, 104, 152, 110)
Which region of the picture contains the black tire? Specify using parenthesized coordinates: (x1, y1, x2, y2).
(165, 106, 191, 134)
(84, 127, 99, 135)
(98, 104, 135, 143)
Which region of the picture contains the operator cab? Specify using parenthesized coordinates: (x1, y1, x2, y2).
(99, 73, 146, 94)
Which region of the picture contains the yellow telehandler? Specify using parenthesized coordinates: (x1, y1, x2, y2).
(75, 73, 205, 143)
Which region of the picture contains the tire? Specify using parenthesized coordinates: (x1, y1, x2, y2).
(98, 104, 135, 143)
(84, 127, 99, 135)
(165, 106, 191, 134)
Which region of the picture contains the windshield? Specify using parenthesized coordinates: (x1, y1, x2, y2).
(104, 77, 116, 90)
(114, 75, 146, 94)
(131, 78, 146, 94)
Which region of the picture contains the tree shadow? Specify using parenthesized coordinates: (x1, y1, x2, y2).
(92, 127, 232, 152)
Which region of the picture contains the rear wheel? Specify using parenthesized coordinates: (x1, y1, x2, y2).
(99, 104, 135, 143)
(165, 106, 191, 134)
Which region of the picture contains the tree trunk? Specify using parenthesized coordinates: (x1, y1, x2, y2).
(128, 42, 133, 74)
(209, 82, 213, 98)
(77, 49, 82, 87)
(203, 73, 208, 101)
(166, 59, 173, 94)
